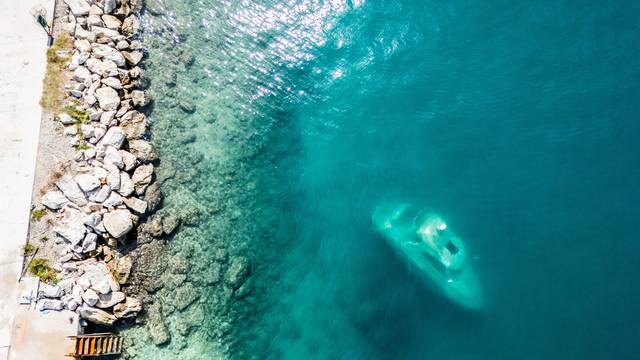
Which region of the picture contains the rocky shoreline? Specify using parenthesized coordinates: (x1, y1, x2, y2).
(25, 0, 173, 330)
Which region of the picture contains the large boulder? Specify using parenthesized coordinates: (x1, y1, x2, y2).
(82, 288, 99, 306)
(113, 297, 142, 318)
(56, 175, 87, 206)
(91, 44, 125, 67)
(53, 207, 87, 246)
(41, 190, 69, 210)
(103, 209, 133, 238)
(85, 58, 118, 77)
(143, 182, 162, 212)
(121, 15, 140, 37)
(95, 86, 120, 111)
(95, 291, 125, 309)
(64, 0, 90, 16)
(98, 126, 125, 149)
(131, 90, 150, 107)
(122, 50, 143, 66)
(131, 164, 154, 188)
(123, 196, 147, 215)
(118, 172, 134, 197)
(128, 140, 157, 161)
(75, 173, 100, 193)
(79, 305, 117, 326)
(119, 111, 148, 139)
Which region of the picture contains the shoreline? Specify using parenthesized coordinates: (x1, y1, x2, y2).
(6, 0, 170, 355)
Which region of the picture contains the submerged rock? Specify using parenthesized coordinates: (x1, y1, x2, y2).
(174, 282, 199, 311)
(225, 256, 251, 290)
(147, 302, 170, 345)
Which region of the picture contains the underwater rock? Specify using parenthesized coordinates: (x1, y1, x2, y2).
(225, 256, 251, 290)
(179, 99, 196, 113)
(161, 214, 180, 235)
(147, 302, 170, 345)
(144, 182, 163, 213)
(174, 282, 199, 311)
(115, 255, 133, 284)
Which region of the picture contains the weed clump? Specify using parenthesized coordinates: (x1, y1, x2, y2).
(41, 33, 73, 113)
(31, 208, 47, 221)
(28, 258, 58, 283)
(21, 243, 36, 256)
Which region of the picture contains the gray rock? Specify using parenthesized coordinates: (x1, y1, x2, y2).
(58, 278, 75, 295)
(143, 216, 163, 238)
(58, 113, 75, 125)
(98, 126, 125, 149)
(81, 232, 98, 253)
(64, 0, 90, 16)
(122, 50, 143, 66)
(119, 150, 136, 171)
(113, 297, 141, 318)
(89, 185, 111, 203)
(40, 284, 64, 298)
(131, 90, 150, 107)
(56, 175, 87, 206)
(85, 58, 119, 77)
(72, 284, 85, 304)
(103, 190, 124, 208)
(128, 140, 157, 161)
(89, 4, 103, 15)
(147, 303, 170, 345)
(91, 43, 125, 67)
(73, 66, 92, 84)
(103, 209, 133, 238)
(106, 165, 121, 190)
(118, 172, 134, 197)
(115, 256, 133, 284)
(123, 196, 147, 215)
(75, 173, 100, 193)
(87, 14, 104, 27)
(82, 262, 119, 292)
(74, 39, 91, 53)
(79, 305, 117, 326)
(38, 299, 64, 311)
(74, 25, 96, 42)
(95, 291, 125, 308)
(131, 164, 154, 188)
(104, 145, 124, 169)
(53, 207, 87, 246)
(95, 86, 120, 111)
(100, 110, 116, 125)
(225, 256, 252, 290)
(101, 76, 123, 89)
(92, 26, 123, 41)
(41, 190, 69, 210)
(82, 288, 99, 306)
(83, 212, 102, 230)
(65, 297, 80, 311)
(104, 0, 116, 13)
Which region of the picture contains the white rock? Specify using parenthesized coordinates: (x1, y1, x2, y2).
(74, 39, 91, 53)
(118, 172, 134, 197)
(83, 262, 119, 292)
(95, 86, 120, 111)
(91, 44, 125, 67)
(82, 288, 99, 306)
(40, 284, 64, 298)
(103, 209, 133, 238)
(80, 124, 94, 139)
(131, 90, 150, 107)
(119, 150, 136, 171)
(100, 110, 116, 125)
(115, 40, 129, 50)
(41, 190, 69, 210)
(66, 298, 80, 311)
(87, 14, 104, 27)
(53, 207, 87, 246)
(98, 126, 125, 148)
(63, 126, 78, 136)
(89, 185, 111, 203)
(75, 173, 100, 193)
(131, 164, 154, 187)
(89, 4, 103, 15)
(96, 291, 125, 308)
(73, 66, 92, 84)
(56, 175, 87, 206)
(102, 15, 121, 29)
(113, 297, 142, 318)
(101, 77, 123, 90)
(58, 113, 75, 125)
(74, 25, 96, 42)
(103, 191, 123, 207)
(122, 50, 143, 66)
(64, 0, 90, 16)
(106, 166, 121, 190)
(104, 146, 124, 169)
(83, 212, 102, 229)
(82, 232, 98, 253)
(123, 196, 147, 215)
(37, 299, 64, 311)
(92, 26, 123, 41)
(77, 276, 90, 291)
(128, 140, 157, 162)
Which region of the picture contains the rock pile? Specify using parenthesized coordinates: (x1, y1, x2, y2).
(35, 0, 155, 326)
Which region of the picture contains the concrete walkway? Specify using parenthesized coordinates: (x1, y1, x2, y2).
(0, 0, 53, 358)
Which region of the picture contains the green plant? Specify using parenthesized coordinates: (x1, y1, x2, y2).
(63, 105, 89, 124)
(31, 209, 47, 221)
(75, 142, 90, 151)
(41, 33, 73, 113)
(21, 243, 36, 256)
(40, 236, 49, 243)
(28, 258, 58, 283)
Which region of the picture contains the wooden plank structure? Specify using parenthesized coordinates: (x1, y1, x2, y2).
(66, 333, 123, 358)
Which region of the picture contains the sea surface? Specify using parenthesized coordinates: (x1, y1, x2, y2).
(123, 0, 640, 359)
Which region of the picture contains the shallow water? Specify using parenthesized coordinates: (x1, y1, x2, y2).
(125, 0, 640, 359)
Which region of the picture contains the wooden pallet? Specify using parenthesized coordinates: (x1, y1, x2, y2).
(67, 333, 123, 357)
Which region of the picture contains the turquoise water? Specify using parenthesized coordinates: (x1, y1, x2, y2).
(125, 0, 640, 358)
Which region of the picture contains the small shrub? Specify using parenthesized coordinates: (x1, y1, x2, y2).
(21, 243, 36, 256)
(31, 209, 47, 221)
(28, 258, 58, 283)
